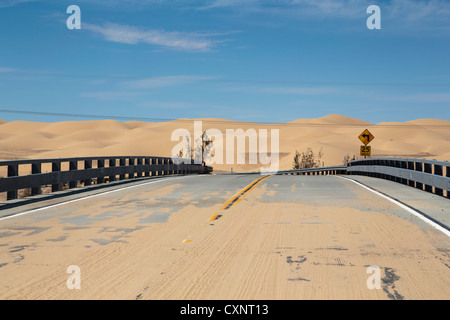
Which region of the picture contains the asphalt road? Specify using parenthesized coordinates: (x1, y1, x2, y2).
(0, 174, 449, 299)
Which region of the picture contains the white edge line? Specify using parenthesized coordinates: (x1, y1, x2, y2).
(0, 175, 193, 222)
(338, 176, 450, 238)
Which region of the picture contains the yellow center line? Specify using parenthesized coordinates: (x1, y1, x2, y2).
(208, 175, 272, 221)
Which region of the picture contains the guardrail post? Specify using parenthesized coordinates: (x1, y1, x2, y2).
(119, 158, 126, 180)
(379, 160, 386, 180)
(31, 162, 41, 196)
(415, 161, 423, 190)
(6, 164, 18, 200)
(84, 160, 92, 186)
(388, 160, 395, 182)
(434, 164, 443, 196)
(407, 161, 415, 187)
(52, 161, 61, 192)
(158, 158, 163, 176)
(143, 158, 149, 177)
(97, 159, 105, 184)
(169, 159, 174, 175)
(128, 157, 135, 179)
(424, 162, 433, 193)
(136, 158, 143, 178)
(400, 161, 407, 185)
(69, 160, 78, 189)
(141, 157, 147, 176)
(447, 165, 450, 199)
(150, 158, 156, 176)
(109, 158, 116, 182)
(143, 157, 148, 176)
(165, 159, 169, 175)
(393, 160, 399, 183)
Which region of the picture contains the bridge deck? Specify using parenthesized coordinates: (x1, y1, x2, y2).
(0, 174, 448, 299)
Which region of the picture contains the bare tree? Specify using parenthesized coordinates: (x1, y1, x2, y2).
(194, 131, 214, 165)
(292, 147, 323, 169)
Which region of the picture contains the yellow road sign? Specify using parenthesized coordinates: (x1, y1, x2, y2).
(360, 145, 371, 157)
(358, 129, 374, 145)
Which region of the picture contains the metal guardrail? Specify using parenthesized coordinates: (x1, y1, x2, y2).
(276, 166, 347, 176)
(276, 157, 449, 198)
(347, 157, 449, 198)
(0, 156, 212, 201)
(1, 155, 448, 201)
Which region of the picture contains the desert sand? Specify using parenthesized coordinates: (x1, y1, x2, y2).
(0, 114, 448, 173)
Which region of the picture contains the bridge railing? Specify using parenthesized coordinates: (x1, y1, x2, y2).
(347, 157, 449, 198)
(276, 166, 348, 176)
(275, 157, 449, 198)
(0, 156, 212, 201)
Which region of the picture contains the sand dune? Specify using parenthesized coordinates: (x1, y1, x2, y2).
(289, 114, 373, 126)
(0, 115, 448, 172)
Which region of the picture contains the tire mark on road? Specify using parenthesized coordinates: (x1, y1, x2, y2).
(382, 267, 404, 300)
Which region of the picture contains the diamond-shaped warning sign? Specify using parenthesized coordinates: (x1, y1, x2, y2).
(358, 129, 374, 145)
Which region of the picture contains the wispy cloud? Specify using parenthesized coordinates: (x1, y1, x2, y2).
(199, 0, 450, 26)
(0, 67, 17, 73)
(121, 75, 217, 89)
(73, 0, 450, 25)
(83, 22, 224, 52)
(0, 0, 39, 8)
(81, 75, 217, 101)
(222, 85, 340, 95)
(80, 91, 149, 101)
(199, 0, 258, 10)
(137, 100, 196, 109)
(386, 92, 450, 103)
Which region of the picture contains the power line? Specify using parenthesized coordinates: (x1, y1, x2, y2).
(0, 108, 448, 128)
(0, 108, 172, 122)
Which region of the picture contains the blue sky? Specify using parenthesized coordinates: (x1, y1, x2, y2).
(0, 0, 449, 123)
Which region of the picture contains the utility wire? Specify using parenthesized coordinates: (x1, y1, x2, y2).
(0, 108, 448, 128)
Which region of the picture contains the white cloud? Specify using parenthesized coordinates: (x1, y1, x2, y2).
(199, 0, 259, 10)
(0, 67, 16, 73)
(80, 91, 148, 101)
(83, 22, 222, 52)
(121, 75, 217, 89)
(0, 0, 39, 8)
(199, 0, 450, 25)
(137, 100, 196, 109)
(261, 86, 340, 95)
(221, 85, 340, 95)
(387, 93, 450, 103)
(81, 75, 218, 101)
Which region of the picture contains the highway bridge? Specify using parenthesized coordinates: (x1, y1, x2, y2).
(0, 157, 448, 300)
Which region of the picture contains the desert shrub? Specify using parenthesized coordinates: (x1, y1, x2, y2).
(292, 148, 323, 169)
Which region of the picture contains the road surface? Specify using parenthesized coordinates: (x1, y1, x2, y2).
(0, 174, 449, 299)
